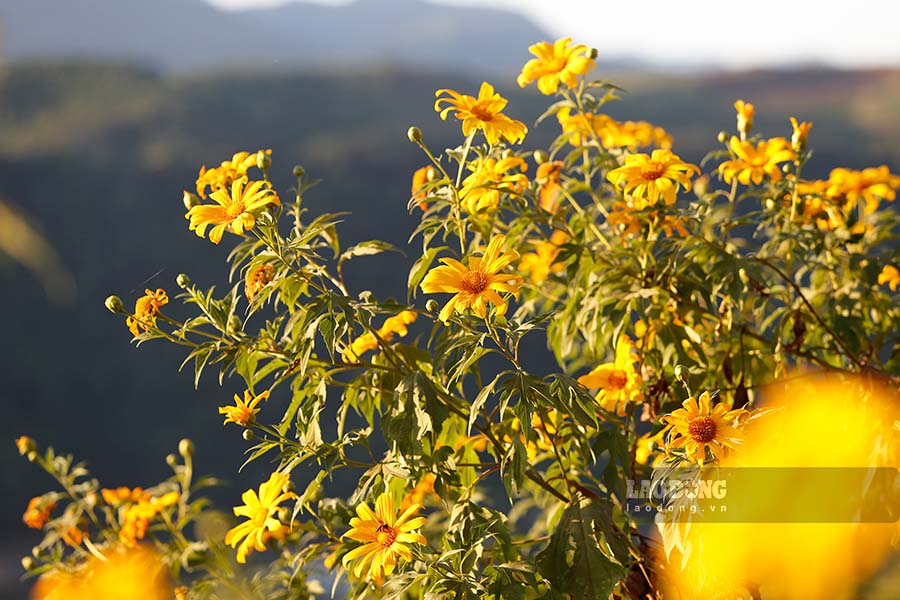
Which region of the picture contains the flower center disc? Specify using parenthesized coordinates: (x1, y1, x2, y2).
(640, 162, 665, 180)
(608, 369, 629, 390)
(461, 271, 489, 294)
(225, 201, 246, 220)
(688, 416, 717, 443)
(471, 104, 495, 122)
(376, 525, 397, 548)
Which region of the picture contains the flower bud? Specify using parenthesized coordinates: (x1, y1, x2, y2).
(15, 436, 36, 456)
(533, 150, 548, 165)
(717, 131, 729, 144)
(256, 151, 271, 170)
(242, 429, 255, 441)
(277, 507, 291, 523)
(31, 546, 41, 558)
(183, 191, 201, 211)
(176, 273, 191, 289)
(407, 126, 422, 143)
(738, 268, 750, 286)
(227, 315, 242, 335)
(26, 451, 37, 462)
(105, 295, 125, 314)
(764, 197, 776, 211)
(292, 165, 305, 178)
(425, 299, 439, 313)
(282, 481, 295, 494)
(178, 438, 194, 458)
(358, 290, 374, 303)
(21, 556, 34, 571)
(674, 364, 688, 382)
(166, 453, 178, 467)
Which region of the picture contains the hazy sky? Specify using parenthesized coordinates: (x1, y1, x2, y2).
(208, 0, 900, 69)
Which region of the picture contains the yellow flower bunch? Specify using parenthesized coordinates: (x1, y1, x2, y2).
(459, 156, 529, 214)
(517, 37, 595, 95)
(825, 165, 900, 214)
(342, 310, 417, 363)
(519, 230, 568, 285)
(195, 149, 270, 198)
(434, 82, 527, 145)
(607, 149, 700, 208)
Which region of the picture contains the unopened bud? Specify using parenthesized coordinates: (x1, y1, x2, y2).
(588, 48, 599, 60)
(282, 481, 295, 494)
(277, 507, 291, 523)
(15, 436, 36, 456)
(764, 197, 776, 211)
(242, 429, 254, 441)
(358, 290, 375, 303)
(105, 295, 125, 314)
(782, 163, 791, 174)
(717, 131, 729, 144)
(674, 364, 688, 382)
(425, 299, 439, 313)
(21, 556, 34, 571)
(183, 191, 201, 211)
(738, 268, 750, 286)
(256, 151, 272, 170)
(292, 165, 305, 178)
(407, 126, 422, 143)
(176, 273, 191, 289)
(533, 150, 548, 164)
(178, 438, 194, 458)
(227, 315, 242, 335)
(26, 451, 38, 463)
(166, 453, 178, 467)
(31, 546, 41, 558)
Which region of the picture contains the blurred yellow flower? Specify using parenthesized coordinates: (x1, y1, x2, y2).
(219, 390, 269, 427)
(15, 435, 35, 455)
(23, 497, 54, 529)
(196, 150, 269, 199)
(420, 235, 522, 324)
(635, 429, 667, 467)
(101, 486, 144, 506)
(459, 156, 529, 213)
(244, 263, 274, 302)
(185, 177, 280, 244)
(519, 230, 568, 285)
(342, 310, 417, 363)
(789, 116, 812, 152)
(825, 165, 900, 214)
(434, 82, 527, 145)
(661, 391, 746, 467)
(119, 491, 179, 547)
(607, 149, 699, 208)
(878, 265, 900, 291)
(557, 107, 606, 146)
(600, 119, 672, 150)
(535, 160, 564, 213)
(400, 473, 436, 511)
(174, 586, 189, 600)
(517, 37, 595, 95)
(341, 492, 427, 581)
(225, 471, 295, 564)
(410, 165, 436, 211)
(607, 202, 688, 238)
(718, 136, 795, 185)
(126, 288, 168, 337)
(733, 99, 754, 136)
(578, 338, 643, 416)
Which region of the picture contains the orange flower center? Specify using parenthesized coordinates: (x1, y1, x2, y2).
(640, 161, 666, 180)
(470, 104, 496, 122)
(688, 416, 717, 443)
(608, 369, 629, 390)
(461, 270, 489, 294)
(225, 200, 246, 220)
(547, 56, 568, 73)
(375, 523, 397, 548)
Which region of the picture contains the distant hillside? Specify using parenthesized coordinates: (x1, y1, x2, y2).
(0, 0, 550, 75)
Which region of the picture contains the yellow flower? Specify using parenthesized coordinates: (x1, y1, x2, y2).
(245, 263, 274, 302)
(578, 338, 643, 416)
(535, 160, 564, 213)
(23, 497, 54, 529)
(342, 310, 417, 363)
(400, 473, 436, 511)
(459, 156, 529, 213)
(174, 586, 189, 600)
(434, 82, 527, 145)
(661, 391, 746, 467)
(718, 136, 795, 185)
(185, 177, 280, 244)
(519, 230, 568, 284)
(825, 165, 900, 215)
(733, 99, 755, 136)
(607, 149, 699, 208)
(420, 234, 522, 324)
(606, 202, 688, 238)
(789, 116, 812, 152)
(196, 150, 270, 198)
(126, 288, 168, 337)
(557, 107, 607, 146)
(225, 471, 295, 564)
(517, 37, 595, 95)
(878, 265, 900, 291)
(411, 165, 436, 211)
(600, 119, 673, 150)
(101, 486, 145, 506)
(31, 545, 173, 600)
(635, 429, 667, 467)
(219, 390, 269, 426)
(118, 491, 180, 547)
(341, 492, 427, 581)
(15, 435, 35, 455)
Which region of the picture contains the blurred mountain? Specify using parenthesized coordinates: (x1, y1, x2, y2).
(0, 0, 551, 74)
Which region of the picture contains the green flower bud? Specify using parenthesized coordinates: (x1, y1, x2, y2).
(588, 48, 599, 60)
(533, 150, 548, 164)
(227, 314, 242, 335)
(256, 150, 272, 170)
(26, 451, 38, 463)
(407, 126, 423, 143)
(166, 453, 178, 467)
(178, 438, 194, 458)
(105, 295, 125, 314)
(282, 481, 295, 494)
(277, 507, 291, 523)
(738, 268, 750, 285)
(292, 165, 306, 178)
(358, 290, 375, 303)
(31, 546, 41, 559)
(242, 429, 255, 441)
(21, 556, 34, 571)
(717, 131, 729, 144)
(425, 299, 439, 313)
(674, 364, 688, 382)
(176, 273, 191, 289)
(183, 191, 201, 211)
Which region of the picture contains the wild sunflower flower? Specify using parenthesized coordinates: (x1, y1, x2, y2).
(434, 82, 527, 145)
(15, 435, 35, 455)
(878, 265, 900, 291)
(535, 160, 564, 213)
(23, 497, 55, 529)
(718, 136, 795, 185)
(459, 156, 529, 214)
(220, 390, 269, 426)
(599, 119, 672, 150)
(400, 474, 436, 511)
(341, 492, 427, 581)
(342, 310, 417, 363)
(196, 150, 270, 198)
(519, 230, 568, 285)
(661, 391, 747, 467)
(118, 491, 179, 547)
(185, 177, 280, 245)
(411, 165, 436, 211)
(607, 149, 700, 208)
(245, 263, 275, 302)
(126, 288, 168, 337)
(578, 338, 643, 416)
(225, 471, 295, 564)
(606, 203, 689, 238)
(420, 235, 522, 324)
(789, 117, 812, 152)
(517, 37, 595, 95)
(733, 99, 754, 136)
(825, 165, 899, 214)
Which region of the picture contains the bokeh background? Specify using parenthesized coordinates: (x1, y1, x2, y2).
(1, 0, 899, 597)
